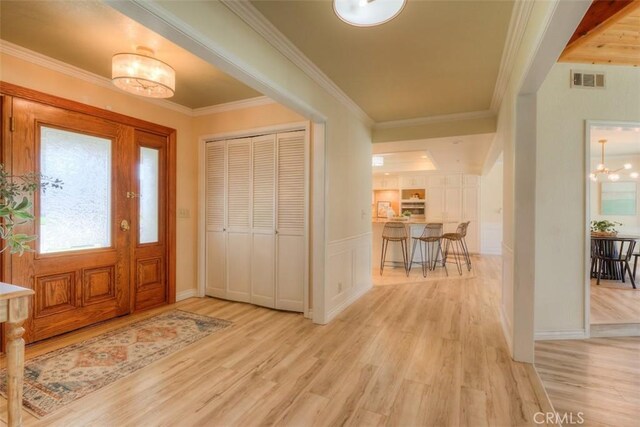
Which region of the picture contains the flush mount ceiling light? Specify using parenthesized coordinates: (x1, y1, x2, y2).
(112, 47, 175, 98)
(333, 0, 406, 27)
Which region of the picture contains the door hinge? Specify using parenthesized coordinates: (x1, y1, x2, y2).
(9, 116, 15, 132)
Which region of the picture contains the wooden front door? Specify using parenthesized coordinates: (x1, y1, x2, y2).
(2, 90, 175, 343)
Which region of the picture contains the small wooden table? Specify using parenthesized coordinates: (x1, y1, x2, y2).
(0, 283, 34, 427)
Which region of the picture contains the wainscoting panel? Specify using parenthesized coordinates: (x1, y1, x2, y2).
(325, 232, 372, 323)
(481, 222, 503, 255)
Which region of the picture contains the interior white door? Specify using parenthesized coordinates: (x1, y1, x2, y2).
(226, 138, 252, 302)
(251, 135, 276, 308)
(205, 141, 226, 298)
(276, 131, 306, 312)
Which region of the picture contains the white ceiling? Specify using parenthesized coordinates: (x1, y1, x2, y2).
(0, 0, 261, 108)
(590, 124, 640, 157)
(372, 133, 495, 175)
(372, 150, 437, 174)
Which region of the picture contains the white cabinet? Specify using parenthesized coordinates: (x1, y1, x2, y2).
(205, 130, 307, 312)
(373, 175, 398, 189)
(426, 174, 480, 253)
(400, 175, 426, 188)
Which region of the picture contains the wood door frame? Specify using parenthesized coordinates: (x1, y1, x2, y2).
(0, 81, 177, 309)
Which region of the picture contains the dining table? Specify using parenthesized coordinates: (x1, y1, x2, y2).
(590, 234, 640, 280)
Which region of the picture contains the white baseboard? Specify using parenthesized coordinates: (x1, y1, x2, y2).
(176, 289, 199, 302)
(591, 323, 640, 337)
(534, 329, 588, 340)
(324, 283, 371, 323)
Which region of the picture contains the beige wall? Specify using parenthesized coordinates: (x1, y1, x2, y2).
(193, 102, 304, 137)
(0, 52, 199, 296)
(372, 116, 497, 143)
(480, 159, 503, 254)
(492, 0, 561, 360)
(535, 62, 640, 334)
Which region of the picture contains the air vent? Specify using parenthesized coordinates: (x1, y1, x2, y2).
(571, 70, 606, 89)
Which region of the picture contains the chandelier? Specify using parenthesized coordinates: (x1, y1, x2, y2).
(590, 139, 639, 182)
(112, 47, 175, 98)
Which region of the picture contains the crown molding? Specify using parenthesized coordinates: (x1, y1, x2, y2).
(192, 96, 274, 116)
(374, 110, 495, 130)
(490, 0, 536, 113)
(0, 39, 277, 117)
(221, 0, 374, 126)
(0, 39, 195, 116)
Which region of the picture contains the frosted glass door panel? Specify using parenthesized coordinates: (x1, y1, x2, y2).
(40, 127, 112, 253)
(139, 147, 159, 244)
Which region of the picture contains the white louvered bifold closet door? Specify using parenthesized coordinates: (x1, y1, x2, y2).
(205, 141, 226, 298)
(276, 130, 306, 311)
(225, 138, 252, 302)
(250, 134, 276, 308)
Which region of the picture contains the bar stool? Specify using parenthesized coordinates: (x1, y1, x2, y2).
(441, 222, 469, 275)
(460, 221, 472, 271)
(380, 222, 410, 276)
(411, 223, 446, 277)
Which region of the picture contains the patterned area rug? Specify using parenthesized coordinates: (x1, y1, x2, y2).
(0, 310, 231, 418)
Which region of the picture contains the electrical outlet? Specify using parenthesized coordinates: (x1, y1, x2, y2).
(177, 208, 190, 218)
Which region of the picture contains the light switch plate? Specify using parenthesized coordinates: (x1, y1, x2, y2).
(177, 208, 190, 218)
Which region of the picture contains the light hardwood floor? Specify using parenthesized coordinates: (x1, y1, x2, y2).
(536, 337, 640, 427)
(0, 256, 554, 426)
(590, 279, 640, 324)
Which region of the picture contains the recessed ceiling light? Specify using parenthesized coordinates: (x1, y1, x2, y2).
(384, 172, 390, 175)
(421, 155, 427, 159)
(333, 0, 406, 27)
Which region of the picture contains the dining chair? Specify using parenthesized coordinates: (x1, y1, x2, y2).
(592, 238, 636, 288)
(380, 222, 410, 276)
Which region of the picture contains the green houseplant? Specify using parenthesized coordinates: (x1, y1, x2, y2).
(0, 163, 62, 255)
(590, 220, 622, 236)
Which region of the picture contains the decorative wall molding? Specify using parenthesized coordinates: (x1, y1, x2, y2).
(324, 232, 373, 323)
(480, 223, 503, 255)
(0, 39, 276, 117)
(374, 110, 495, 130)
(490, 0, 536, 112)
(0, 40, 194, 115)
(192, 96, 275, 116)
(221, 0, 373, 126)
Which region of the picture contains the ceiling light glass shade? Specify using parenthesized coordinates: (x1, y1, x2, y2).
(112, 49, 175, 98)
(333, 0, 406, 27)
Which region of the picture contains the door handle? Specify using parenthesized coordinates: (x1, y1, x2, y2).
(120, 219, 130, 232)
(126, 192, 141, 198)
